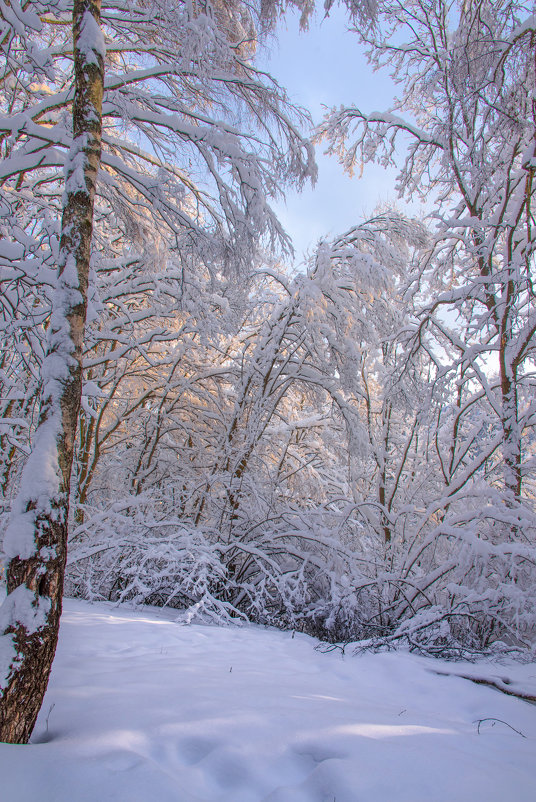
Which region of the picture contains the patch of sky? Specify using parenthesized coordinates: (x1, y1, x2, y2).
(258, 5, 404, 262)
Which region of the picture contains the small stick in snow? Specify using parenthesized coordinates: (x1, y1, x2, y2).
(474, 718, 526, 738)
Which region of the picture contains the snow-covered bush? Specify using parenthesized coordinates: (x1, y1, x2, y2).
(64, 486, 536, 659)
(65, 496, 365, 631)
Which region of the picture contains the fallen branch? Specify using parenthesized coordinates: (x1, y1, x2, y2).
(431, 670, 536, 704)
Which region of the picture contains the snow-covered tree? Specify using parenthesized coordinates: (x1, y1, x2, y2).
(0, 0, 320, 743)
(0, 0, 105, 744)
(318, 0, 536, 652)
(320, 0, 536, 504)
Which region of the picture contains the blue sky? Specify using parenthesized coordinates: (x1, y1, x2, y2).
(259, 5, 399, 262)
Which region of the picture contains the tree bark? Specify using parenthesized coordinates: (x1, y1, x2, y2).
(0, 0, 104, 744)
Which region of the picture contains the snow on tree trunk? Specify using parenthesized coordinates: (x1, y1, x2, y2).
(0, 0, 104, 744)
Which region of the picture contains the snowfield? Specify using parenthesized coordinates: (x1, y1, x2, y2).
(1, 599, 535, 802)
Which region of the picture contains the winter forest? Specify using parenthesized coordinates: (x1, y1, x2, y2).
(0, 0, 535, 757)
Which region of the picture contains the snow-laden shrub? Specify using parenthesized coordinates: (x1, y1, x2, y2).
(65, 495, 368, 632)
(330, 497, 536, 659)
(65, 492, 536, 659)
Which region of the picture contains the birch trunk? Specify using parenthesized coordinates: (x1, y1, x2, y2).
(0, 0, 104, 744)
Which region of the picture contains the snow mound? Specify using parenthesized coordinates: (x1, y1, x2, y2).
(0, 598, 534, 801)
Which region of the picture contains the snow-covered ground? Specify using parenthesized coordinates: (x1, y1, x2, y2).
(1, 599, 534, 801)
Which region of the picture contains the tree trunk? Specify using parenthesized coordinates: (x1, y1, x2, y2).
(0, 0, 104, 744)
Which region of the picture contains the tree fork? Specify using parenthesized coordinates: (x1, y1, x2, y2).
(0, 0, 104, 744)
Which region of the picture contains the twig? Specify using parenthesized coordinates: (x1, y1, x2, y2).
(45, 703, 55, 734)
(474, 718, 526, 738)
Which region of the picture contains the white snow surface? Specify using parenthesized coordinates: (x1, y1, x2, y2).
(1, 598, 534, 802)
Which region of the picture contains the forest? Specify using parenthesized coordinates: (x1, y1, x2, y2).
(0, 0, 535, 746)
